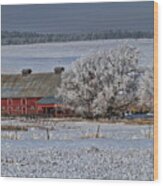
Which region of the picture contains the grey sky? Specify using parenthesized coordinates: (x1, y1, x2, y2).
(1, 1, 154, 34)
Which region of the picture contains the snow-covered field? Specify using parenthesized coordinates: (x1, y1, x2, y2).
(1, 119, 154, 180)
(1, 39, 153, 74)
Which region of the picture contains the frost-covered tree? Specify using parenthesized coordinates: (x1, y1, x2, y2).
(58, 44, 151, 119)
(138, 67, 154, 112)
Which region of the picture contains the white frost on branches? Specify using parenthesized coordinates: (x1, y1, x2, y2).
(58, 44, 153, 118)
(138, 67, 154, 112)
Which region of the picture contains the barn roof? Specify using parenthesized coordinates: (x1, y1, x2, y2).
(37, 96, 63, 105)
(1, 73, 61, 98)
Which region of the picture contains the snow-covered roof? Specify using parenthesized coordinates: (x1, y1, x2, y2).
(1, 73, 61, 98)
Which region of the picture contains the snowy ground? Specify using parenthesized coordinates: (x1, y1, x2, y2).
(1, 39, 153, 74)
(1, 120, 154, 180)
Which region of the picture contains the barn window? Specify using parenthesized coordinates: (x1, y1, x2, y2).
(22, 107, 26, 114)
(22, 99, 26, 105)
(8, 99, 12, 105)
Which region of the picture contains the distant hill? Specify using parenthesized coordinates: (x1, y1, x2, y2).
(1, 30, 153, 45)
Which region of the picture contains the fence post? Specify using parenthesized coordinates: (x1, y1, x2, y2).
(95, 125, 100, 138)
(46, 128, 50, 140)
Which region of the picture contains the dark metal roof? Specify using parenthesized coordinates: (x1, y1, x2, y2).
(37, 96, 63, 105)
(1, 73, 61, 98)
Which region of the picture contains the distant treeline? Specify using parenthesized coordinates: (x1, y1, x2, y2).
(1, 30, 153, 45)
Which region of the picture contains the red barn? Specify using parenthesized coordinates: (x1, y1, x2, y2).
(1, 69, 71, 117)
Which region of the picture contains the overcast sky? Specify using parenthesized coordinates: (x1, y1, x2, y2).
(1, 2, 154, 34)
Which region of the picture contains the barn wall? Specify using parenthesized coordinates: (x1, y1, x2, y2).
(1, 98, 73, 117)
(1, 98, 41, 116)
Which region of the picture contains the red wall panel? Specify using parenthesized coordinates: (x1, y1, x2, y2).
(1, 97, 41, 115)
